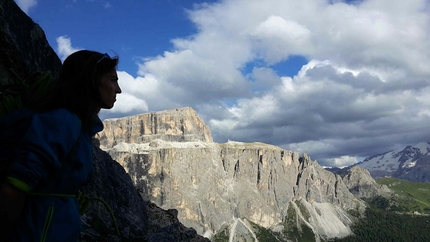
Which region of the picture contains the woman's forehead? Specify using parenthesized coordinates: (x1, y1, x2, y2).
(104, 69, 118, 78)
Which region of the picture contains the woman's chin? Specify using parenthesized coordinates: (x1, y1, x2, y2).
(101, 103, 115, 110)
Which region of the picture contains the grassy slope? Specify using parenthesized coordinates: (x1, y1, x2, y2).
(376, 177, 430, 213)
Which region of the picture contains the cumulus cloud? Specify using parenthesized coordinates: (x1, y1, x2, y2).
(62, 0, 430, 167)
(56, 36, 82, 61)
(250, 16, 312, 64)
(15, 0, 37, 14)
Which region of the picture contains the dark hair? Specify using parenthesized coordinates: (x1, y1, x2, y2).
(41, 50, 119, 128)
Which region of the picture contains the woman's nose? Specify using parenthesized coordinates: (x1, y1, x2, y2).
(116, 83, 122, 94)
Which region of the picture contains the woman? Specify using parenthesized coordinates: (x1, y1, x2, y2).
(0, 50, 121, 241)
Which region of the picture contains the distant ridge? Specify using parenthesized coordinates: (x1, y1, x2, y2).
(353, 142, 430, 182)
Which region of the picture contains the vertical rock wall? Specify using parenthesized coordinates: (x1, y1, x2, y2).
(98, 107, 213, 148)
(106, 140, 365, 239)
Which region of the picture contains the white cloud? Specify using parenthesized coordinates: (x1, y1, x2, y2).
(331, 156, 359, 168)
(102, 92, 147, 115)
(15, 0, 37, 14)
(56, 36, 82, 61)
(250, 16, 312, 63)
(136, 49, 250, 109)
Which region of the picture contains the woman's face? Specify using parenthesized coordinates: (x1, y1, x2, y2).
(99, 69, 121, 109)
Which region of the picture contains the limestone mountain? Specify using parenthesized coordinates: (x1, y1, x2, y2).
(98, 107, 369, 241)
(341, 166, 392, 199)
(98, 106, 213, 148)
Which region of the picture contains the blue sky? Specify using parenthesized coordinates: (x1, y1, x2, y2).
(27, 0, 214, 74)
(15, 0, 430, 167)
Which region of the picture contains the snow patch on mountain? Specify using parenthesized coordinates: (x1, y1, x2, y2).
(356, 142, 430, 177)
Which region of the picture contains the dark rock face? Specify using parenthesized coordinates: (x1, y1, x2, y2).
(0, 0, 61, 82)
(395, 155, 430, 182)
(0, 1, 209, 241)
(80, 141, 148, 240)
(146, 202, 210, 242)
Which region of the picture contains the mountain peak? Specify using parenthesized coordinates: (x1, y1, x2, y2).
(356, 142, 430, 182)
(97, 107, 213, 148)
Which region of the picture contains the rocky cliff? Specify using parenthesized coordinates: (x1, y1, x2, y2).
(0, 0, 61, 83)
(342, 166, 392, 199)
(0, 1, 208, 241)
(98, 107, 213, 148)
(81, 139, 209, 241)
(101, 110, 368, 241)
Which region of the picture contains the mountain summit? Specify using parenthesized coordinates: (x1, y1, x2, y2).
(356, 142, 430, 182)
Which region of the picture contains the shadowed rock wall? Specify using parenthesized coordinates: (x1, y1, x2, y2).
(0, 0, 61, 82)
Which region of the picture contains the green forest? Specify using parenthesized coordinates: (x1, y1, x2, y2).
(331, 200, 430, 241)
(332, 177, 430, 241)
